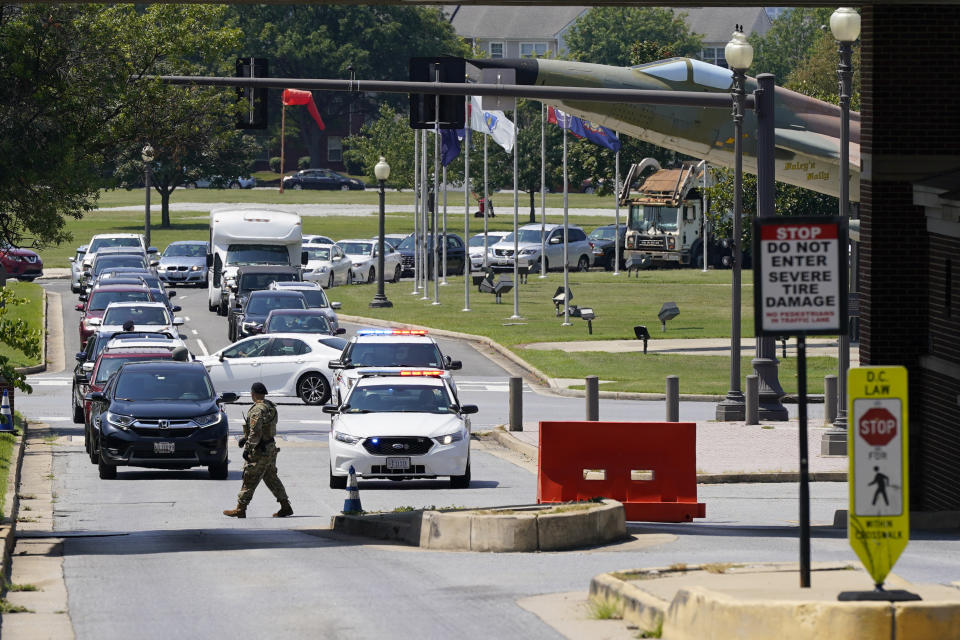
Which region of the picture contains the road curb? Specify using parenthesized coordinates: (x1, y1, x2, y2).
(12, 289, 46, 376)
(589, 562, 960, 640)
(331, 499, 626, 551)
(1, 419, 29, 594)
(485, 428, 847, 484)
(338, 313, 733, 402)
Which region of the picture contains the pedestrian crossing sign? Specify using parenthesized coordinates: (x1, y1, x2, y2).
(847, 366, 909, 586)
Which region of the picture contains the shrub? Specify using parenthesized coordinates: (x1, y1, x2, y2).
(269, 157, 281, 173)
(297, 156, 311, 170)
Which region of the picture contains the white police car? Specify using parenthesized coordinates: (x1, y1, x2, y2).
(323, 370, 476, 488)
(328, 329, 461, 404)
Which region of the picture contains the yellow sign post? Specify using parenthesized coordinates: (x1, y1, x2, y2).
(842, 366, 919, 601)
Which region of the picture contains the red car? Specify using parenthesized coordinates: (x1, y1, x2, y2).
(77, 284, 154, 346)
(0, 244, 43, 281)
(83, 346, 177, 463)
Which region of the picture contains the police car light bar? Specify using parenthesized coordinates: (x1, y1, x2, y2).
(355, 329, 428, 336)
(357, 369, 444, 378)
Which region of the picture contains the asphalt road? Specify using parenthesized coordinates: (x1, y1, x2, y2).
(14, 278, 960, 638)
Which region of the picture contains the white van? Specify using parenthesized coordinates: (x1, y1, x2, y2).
(206, 209, 304, 314)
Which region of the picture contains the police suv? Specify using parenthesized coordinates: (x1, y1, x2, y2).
(323, 369, 477, 488)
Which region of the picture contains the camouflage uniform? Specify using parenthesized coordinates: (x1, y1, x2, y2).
(236, 398, 288, 507)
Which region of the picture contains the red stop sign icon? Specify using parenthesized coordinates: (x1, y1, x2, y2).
(859, 408, 898, 446)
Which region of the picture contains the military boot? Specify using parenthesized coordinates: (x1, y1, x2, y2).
(223, 505, 246, 518)
(273, 501, 293, 518)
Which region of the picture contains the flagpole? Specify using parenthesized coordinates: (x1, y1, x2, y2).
(279, 103, 286, 194)
(613, 133, 621, 276)
(562, 122, 571, 327)
(702, 162, 709, 273)
(441, 164, 448, 286)
(421, 129, 430, 301)
(463, 94, 471, 313)
(412, 129, 420, 294)
(432, 78, 441, 306)
(483, 133, 489, 270)
(510, 104, 521, 320)
(540, 102, 547, 278)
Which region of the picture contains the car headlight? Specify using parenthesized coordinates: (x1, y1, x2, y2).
(105, 411, 135, 430)
(190, 265, 202, 271)
(352, 262, 363, 268)
(334, 431, 361, 445)
(195, 412, 223, 427)
(435, 430, 464, 446)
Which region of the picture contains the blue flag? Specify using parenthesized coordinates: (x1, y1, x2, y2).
(441, 129, 460, 166)
(548, 106, 621, 152)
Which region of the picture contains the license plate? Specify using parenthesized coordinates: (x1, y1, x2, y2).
(386, 457, 410, 470)
(153, 441, 175, 454)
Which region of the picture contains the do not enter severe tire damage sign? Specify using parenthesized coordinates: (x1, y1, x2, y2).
(753, 216, 848, 336)
(848, 366, 910, 586)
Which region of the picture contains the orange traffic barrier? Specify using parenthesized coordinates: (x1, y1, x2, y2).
(537, 421, 706, 522)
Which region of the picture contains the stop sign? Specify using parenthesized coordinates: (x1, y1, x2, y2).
(859, 408, 898, 446)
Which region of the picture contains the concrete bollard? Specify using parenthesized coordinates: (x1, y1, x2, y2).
(745, 374, 759, 425)
(666, 375, 679, 422)
(509, 376, 523, 431)
(824, 375, 838, 425)
(585, 375, 599, 421)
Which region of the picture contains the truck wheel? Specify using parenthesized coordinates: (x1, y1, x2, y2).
(98, 451, 117, 480)
(297, 372, 330, 405)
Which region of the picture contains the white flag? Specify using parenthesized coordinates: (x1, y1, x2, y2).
(470, 96, 514, 153)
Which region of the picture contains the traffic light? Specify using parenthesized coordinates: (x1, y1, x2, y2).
(409, 57, 465, 130)
(236, 57, 268, 129)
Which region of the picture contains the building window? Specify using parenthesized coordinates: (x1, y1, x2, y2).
(700, 47, 727, 69)
(327, 136, 342, 163)
(520, 42, 548, 58)
(489, 42, 504, 59)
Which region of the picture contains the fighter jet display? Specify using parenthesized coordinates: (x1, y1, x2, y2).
(471, 57, 860, 201)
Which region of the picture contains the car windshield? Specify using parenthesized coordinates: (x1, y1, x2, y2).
(247, 295, 306, 315)
(266, 314, 330, 334)
(95, 354, 171, 384)
(103, 306, 170, 326)
(164, 243, 206, 258)
(226, 244, 289, 266)
(298, 289, 329, 308)
(88, 290, 151, 311)
(469, 235, 501, 247)
(501, 229, 543, 244)
(347, 342, 443, 368)
(629, 206, 679, 233)
(589, 228, 617, 241)
(114, 368, 214, 401)
(304, 247, 331, 261)
(397, 236, 416, 251)
(239, 272, 298, 292)
(89, 237, 141, 252)
(338, 242, 372, 256)
(346, 383, 452, 413)
(94, 256, 146, 274)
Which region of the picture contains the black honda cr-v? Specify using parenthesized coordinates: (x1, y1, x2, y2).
(86, 361, 237, 480)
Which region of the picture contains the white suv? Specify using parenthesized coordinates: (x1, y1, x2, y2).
(88, 302, 184, 336)
(488, 223, 594, 272)
(328, 329, 461, 404)
(324, 370, 477, 488)
(82, 233, 155, 270)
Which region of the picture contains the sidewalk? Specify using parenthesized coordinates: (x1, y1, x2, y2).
(492, 418, 847, 479)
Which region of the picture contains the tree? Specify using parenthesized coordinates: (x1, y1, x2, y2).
(785, 28, 862, 111)
(748, 8, 834, 82)
(564, 7, 701, 67)
(0, 287, 42, 393)
(229, 6, 470, 170)
(343, 104, 416, 189)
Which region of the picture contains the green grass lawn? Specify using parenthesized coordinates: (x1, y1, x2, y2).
(0, 281, 43, 369)
(0, 414, 23, 519)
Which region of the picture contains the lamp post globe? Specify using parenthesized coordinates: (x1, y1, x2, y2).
(370, 156, 393, 308)
(724, 29, 754, 71)
(141, 144, 155, 163)
(830, 7, 861, 43)
(141, 143, 154, 247)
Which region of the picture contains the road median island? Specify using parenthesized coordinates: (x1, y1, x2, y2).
(330, 499, 626, 552)
(589, 561, 960, 640)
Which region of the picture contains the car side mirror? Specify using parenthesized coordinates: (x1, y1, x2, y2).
(460, 404, 479, 415)
(173, 317, 185, 326)
(167, 290, 177, 298)
(218, 353, 225, 362)
(84, 391, 105, 402)
(301, 251, 309, 266)
(335, 328, 346, 335)
(83, 269, 91, 276)
(81, 362, 94, 373)
(327, 359, 343, 369)
(218, 392, 239, 404)
(87, 318, 102, 327)
(148, 246, 159, 254)
(75, 303, 85, 312)
(447, 360, 462, 371)
(330, 302, 342, 310)
(322, 405, 339, 415)
(75, 352, 87, 362)
(206, 254, 213, 267)
(332, 255, 341, 261)
(172, 305, 182, 313)
(550, 237, 562, 244)
(68, 257, 75, 263)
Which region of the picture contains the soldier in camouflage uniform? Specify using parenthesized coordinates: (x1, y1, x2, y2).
(223, 382, 293, 518)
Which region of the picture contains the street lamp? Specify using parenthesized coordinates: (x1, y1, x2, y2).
(141, 144, 154, 248)
(370, 156, 393, 308)
(831, 7, 860, 434)
(716, 27, 752, 422)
